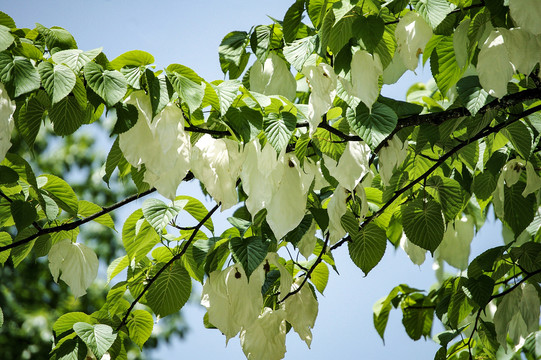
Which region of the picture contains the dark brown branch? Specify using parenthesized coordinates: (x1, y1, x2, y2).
(184, 126, 230, 136)
(0, 187, 157, 253)
(117, 202, 221, 331)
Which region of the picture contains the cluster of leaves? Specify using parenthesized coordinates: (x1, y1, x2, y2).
(1, 0, 541, 359)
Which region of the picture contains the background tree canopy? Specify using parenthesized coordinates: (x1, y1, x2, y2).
(1, 0, 541, 359)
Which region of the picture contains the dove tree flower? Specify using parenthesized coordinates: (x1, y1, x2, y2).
(0, 83, 15, 162)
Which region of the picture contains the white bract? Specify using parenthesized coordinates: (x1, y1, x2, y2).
(477, 30, 515, 98)
(302, 63, 337, 135)
(509, 0, 541, 35)
(523, 161, 541, 196)
(501, 28, 541, 76)
(344, 50, 383, 109)
(0, 82, 15, 162)
(119, 91, 191, 200)
(250, 52, 297, 101)
(434, 215, 474, 270)
(395, 12, 433, 71)
(283, 278, 319, 347)
(297, 219, 317, 259)
(191, 134, 244, 210)
(239, 307, 287, 360)
(327, 185, 348, 245)
(48, 239, 99, 298)
(324, 141, 371, 191)
(400, 233, 426, 266)
(378, 136, 408, 186)
(200, 264, 264, 342)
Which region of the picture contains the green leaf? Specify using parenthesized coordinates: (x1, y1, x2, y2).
(106, 255, 129, 284)
(283, 35, 317, 72)
(38, 174, 79, 214)
(212, 80, 240, 116)
(146, 261, 192, 318)
(430, 35, 465, 95)
(48, 94, 85, 135)
(503, 121, 532, 159)
(412, 0, 454, 28)
(77, 200, 115, 229)
(427, 176, 464, 223)
(463, 275, 494, 308)
(264, 111, 296, 153)
(0, 306, 3, 327)
(112, 103, 138, 134)
(523, 331, 541, 358)
(84, 61, 127, 106)
(283, 1, 305, 43)
(175, 195, 214, 233)
(103, 137, 123, 185)
(0, 231, 12, 265)
(0, 11, 16, 28)
(38, 61, 76, 104)
(16, 90, 49, 149)
(310, 261, 329, 294)
(447, 281, 473, 328)
(54, 312, 92, 336)
(51, 48, 102, 72)
(402, 198, 444, 253)
(0, 53, 41, 97)
(225, 106, 263, 143)
(328, 15, 355, 54)
(0, 25, 14, 52)
(347, 222, 387, 275)
(73, 322, 117, 360)
(142, 198, 187, 234)
(503, 181, 536, 236)
(346, 102, 397, 150)
(146, 70, 172, 118)
(378, 96, 423, 117)
(250, 25, 273, 62)
(167, 72, 205, 113)
(456, 76, 489, 116)
(401, 297, 434, 340)
(10, 228, 36, 268)
(127, 310, 153, 349)
(219, 31, 250, 79)
(10, 200, 37, 231)
(0, 165, 18, 184)
(352, 15, 385, 53)
(109, 50, 154, 70)
(229, 236, 270, 279)
(36, 24, 77, 50)
(307, 0, 335, 29)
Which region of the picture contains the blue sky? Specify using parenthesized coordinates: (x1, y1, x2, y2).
(4, 1, 503, 359)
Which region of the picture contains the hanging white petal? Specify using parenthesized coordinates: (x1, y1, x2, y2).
(349, 50, 383, 109)
(324, 141, 371, 191)
(382, 50, 408, 85)
(501, 28, 541, 76)
(0, 83, 16, 162)
(477, 30, 515, 98)
(523, 161, 541, 196)
(327, 185, 348, 245)
(297, 219, 317, 259)
(250, 52, 297, 101)
(191, 134, 244, 210)
(267, 252, 293, 298)
(239, 307, 287, 360)
(283, 278, 319, 347)
(502, 159, 525, 188)
(509, 0, 541, 35)
(302, 63, 337, 135)
(119, 91, 191, 200)
(266, 154, 313, 240)
(200, 265, 264, 342)
(378, 136, 408, 186)
(434, 215, 474, 270)
(400, 233, 426, 266)
(48, 239, 99, 298)
(395, 12, 433, 71)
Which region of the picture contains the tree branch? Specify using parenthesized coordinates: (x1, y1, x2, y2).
(116, 202, 221, 331)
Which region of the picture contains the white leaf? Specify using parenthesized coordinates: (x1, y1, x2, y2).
(0, 82, 15, 163)
(240, 307, 287, 360)
(382, 50, 408, 85)
(523, 161, 541, 196)
(284, 278, 319, 347)
(395, 12, 433, 71)
(297, 219, 317, 259)
(250, 53, 297, 101)
(501, 28, 541, 75)
(494, 285, 522, 350)
(119, 91, 191, 200)
(327, 185, 348, 245)
(434, 215, 474, 270)
(302, 64, 337, 135)
(400, 233, 426, 266)
(191, 135, 244, 210)
(349, 50, 383, 109)
(477, 30, 515, 98)
(201, 265, 264, 342)
(453, 19, 471, 69)
(324, 141, 371, 191)
(509, 0, 541, 35)
(378, 136, 408, 186)
(48, 239, 99, 298)
(266, 153, 313, 240)
(502, 159, 525, 188)
(267, 252, 293, 298)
